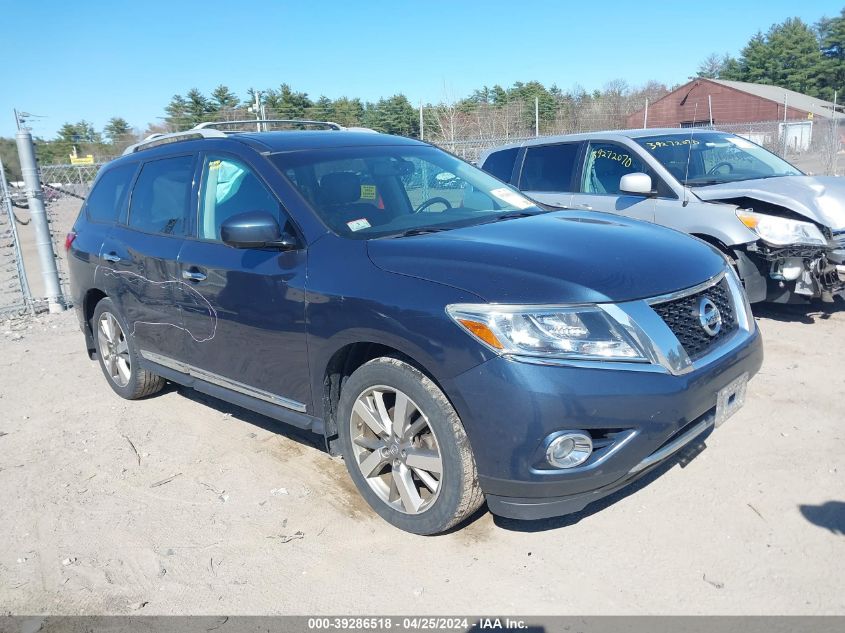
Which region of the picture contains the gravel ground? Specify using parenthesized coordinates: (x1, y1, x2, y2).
(0, 198, 843, 615)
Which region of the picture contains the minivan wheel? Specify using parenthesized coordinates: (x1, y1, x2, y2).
(337, 357, 484, 534)
(92, 298, 165, 400)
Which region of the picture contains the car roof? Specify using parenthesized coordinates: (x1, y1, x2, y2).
(102, 129, 430, 171)
(483, 127, 729, 156)
(232, 130, 427, 152)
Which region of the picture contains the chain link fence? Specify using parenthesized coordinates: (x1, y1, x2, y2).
(438, 121, 842, 173)
(0, 160, 33, 319)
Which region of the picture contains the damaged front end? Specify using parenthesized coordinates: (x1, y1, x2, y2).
(746, 239, 845, 303)
(731, 203, 845, 304)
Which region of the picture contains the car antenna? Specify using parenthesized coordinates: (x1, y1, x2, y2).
(682, 102, 698, 207)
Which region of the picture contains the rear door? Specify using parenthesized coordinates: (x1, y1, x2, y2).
(569, 141, 655, 222)
(100, 153, 196, 366)
(175, 151, 310, 411)
(516, 142, 582, 208)
(73, 162, 138, 303)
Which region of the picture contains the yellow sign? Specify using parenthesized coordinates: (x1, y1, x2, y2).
(360, 184, 377, 200)
(70, 155, 94, 165)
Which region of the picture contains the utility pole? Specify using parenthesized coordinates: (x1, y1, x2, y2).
(14, 110, 64, 313)
(782, 93, 789, 158)
(708, 95, 713, 127)
(419, 101, 424, 141)
(534, 97, 539, 137)
(833, 90, 839, 175)
(643, 99, 649, 129)
(251, 90, 262, 132)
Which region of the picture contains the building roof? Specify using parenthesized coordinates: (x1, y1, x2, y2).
(707, 79, 845, 120)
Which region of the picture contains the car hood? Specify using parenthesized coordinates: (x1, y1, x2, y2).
(693, 176, 845, 230)
(367, 211, 726, 304)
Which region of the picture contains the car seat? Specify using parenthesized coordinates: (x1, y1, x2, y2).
(318, 172, 386, 231)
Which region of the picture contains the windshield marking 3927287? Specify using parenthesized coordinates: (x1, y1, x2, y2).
(635, 131, 802, 186)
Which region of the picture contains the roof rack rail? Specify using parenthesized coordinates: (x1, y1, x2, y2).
(194, 119, 344, 131)
(122, 129, 227, 155)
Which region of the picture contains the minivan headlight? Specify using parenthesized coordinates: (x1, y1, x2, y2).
(736, 210, 826, 246)
(446, 304, 647, 361)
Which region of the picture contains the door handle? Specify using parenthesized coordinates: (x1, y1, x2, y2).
(102, 252, 121, 263)
(182, 269, 207, 282)
(574, 204, 593, 210)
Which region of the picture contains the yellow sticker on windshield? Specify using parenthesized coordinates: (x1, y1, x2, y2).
(360, 184, 376, 200)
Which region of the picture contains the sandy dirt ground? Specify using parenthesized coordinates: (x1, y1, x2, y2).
(0, 197, 843, 616)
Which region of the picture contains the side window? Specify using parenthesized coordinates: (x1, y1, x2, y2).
(519, 143, 579, 192)
(86, 163, 137, 223)
(481, 148, 519, 182)
(198, 155, 281, 241)
(128, 155, 194, 235)
(581, 142, 647, 195)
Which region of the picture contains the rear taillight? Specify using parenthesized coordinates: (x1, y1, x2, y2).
(64, 231, 76, 252)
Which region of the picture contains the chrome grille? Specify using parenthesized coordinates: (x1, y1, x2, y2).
(651, 278, 737, 361)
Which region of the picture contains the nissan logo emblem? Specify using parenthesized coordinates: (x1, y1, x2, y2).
(698, 297, 722, 337)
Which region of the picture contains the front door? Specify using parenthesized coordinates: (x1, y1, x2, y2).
(176, 152, 310, 411)
(100, 153, 196, 364)
(569, 141, 655, 222)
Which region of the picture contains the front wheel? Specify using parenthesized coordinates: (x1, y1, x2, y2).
(93, 297, 165, 400)
(337, 357, 484, 534)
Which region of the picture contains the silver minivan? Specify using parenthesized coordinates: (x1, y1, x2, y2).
(480, 129, 845, 303)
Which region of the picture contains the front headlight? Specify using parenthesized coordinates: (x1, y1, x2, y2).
(446, 304, 648, 362)
(736, 209, 826, 246)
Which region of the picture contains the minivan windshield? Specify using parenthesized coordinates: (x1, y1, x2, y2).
(634, 131, 802, 186)
(270, 145, 545, 239)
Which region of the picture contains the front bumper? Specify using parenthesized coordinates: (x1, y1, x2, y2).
(442, 326, 763, 521)
(737, 244, 845, 303)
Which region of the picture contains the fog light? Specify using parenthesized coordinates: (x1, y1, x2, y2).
(546, 432, 593, 469)
(772, 257, 804, 281)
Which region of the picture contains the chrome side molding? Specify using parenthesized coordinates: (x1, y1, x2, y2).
(139, 349, 307, 413)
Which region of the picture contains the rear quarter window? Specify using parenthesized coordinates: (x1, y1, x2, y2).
(481, 148, 519, 182)
(519, 143, 580, 192)
(127, 155, 195, 236)
(85, 163, 137, 223)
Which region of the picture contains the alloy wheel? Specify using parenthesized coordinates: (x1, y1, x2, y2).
(349, 385, 443, 515)
(97, 312, 131, 388)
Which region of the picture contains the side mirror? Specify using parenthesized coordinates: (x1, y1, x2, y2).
(220, 211, 297, 250)
(619, 172, 654, 196)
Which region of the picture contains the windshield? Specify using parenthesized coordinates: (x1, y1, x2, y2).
(634, 132, 802, 186)
(270, 145, 544, 239)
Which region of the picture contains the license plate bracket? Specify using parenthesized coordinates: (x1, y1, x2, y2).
(715, 372, 748, 428)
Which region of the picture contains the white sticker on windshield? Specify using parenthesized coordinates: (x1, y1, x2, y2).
(490, 187, 533, 209)
(727, 136, 755, 149)
(347, 218, 371, 232)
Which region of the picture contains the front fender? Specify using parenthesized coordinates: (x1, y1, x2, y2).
(304, 236, 494, 421)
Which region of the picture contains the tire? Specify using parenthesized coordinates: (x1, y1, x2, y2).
(337, 357, 484, 534)
(92, 297, 165, 400)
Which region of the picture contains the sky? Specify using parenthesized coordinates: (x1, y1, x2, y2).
(1, 0, 843, 139)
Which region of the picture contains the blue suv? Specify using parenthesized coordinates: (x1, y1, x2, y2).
(67, 121, 763, 534)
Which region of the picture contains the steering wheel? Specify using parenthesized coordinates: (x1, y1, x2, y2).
(707, 161, 734, 175)
(414, 197, 453, 213)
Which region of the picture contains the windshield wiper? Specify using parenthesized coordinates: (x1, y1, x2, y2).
(482, 210, 544, 224)
(684, 178, 728, 186)
(393, 227, 451, 238)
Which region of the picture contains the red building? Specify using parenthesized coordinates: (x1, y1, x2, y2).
(626, 78, 842, 129)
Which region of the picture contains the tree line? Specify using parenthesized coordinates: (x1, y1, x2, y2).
(698, 8, 845, 101)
